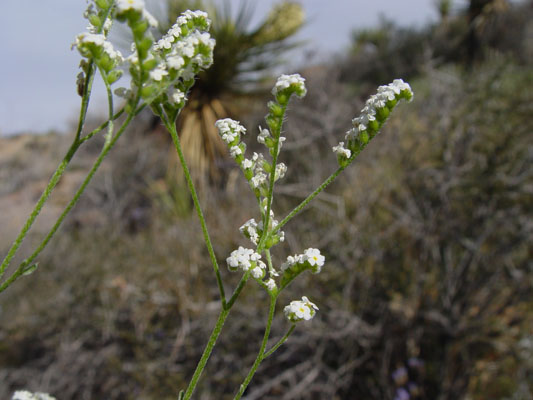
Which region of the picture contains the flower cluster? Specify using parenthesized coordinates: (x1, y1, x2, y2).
(130, 10, 215, 108)
(272, 74, 307, 100)
(75, 1, 215, 113)
(226, 247, 266, 279)
(74, 1, 125, 84)
(284, 296, 319, 323)
(215, 118, 247, 164)
(239, 213, 285, 250)
(115, 0, 158, 27)
(281, 248, 325, 274)
(333, 79, 413, 166)
(12, 391, 56, 400)
(74, 33, 124, 80)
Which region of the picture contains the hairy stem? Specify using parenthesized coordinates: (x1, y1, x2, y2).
(183, 272, 249, 399)
(234, 294, 277, 400)
(0, 111, 137, 294)
(163, 117, 227, 307)
(263, 324, 295, 358)
(0, 62, 99, 282)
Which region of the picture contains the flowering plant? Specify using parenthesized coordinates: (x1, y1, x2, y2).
(1, 1, 412, 398)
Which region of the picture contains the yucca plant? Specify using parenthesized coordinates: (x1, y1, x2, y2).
(160, 0, 304, 180)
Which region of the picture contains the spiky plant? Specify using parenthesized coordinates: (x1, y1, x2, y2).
(160, 0, 304, 180)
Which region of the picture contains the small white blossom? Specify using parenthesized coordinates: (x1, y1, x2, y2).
(265, 278, 277, 291)
(257, 126, 271, 144)
(275, 163, 287, 181)
(251, 172, 267, 189)
(251, 266, 264, 279)
(116, 0, 145, 13)
(242, 158, 253, 170)
(12, 391, 56, 400)
(167, 55, 185, 70)
(230, 145, 242, 159)
(150, 67, 168, 81)
(332, 142, 351, 158)
(272, 73, 307, 98)
(303, 248, 325, 273)
(215, 119, 246, 143)
(168, 88, 186, 104)
(226, 247, 261, 273)
(284, 296, 319, 323)
(239, 219, 260, 245)
(345, 79, 413, 144)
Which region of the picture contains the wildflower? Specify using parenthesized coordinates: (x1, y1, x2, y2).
(332, 142, 351, 158)
(335, 79, 413, 166)
(265, 278, 277, 291)
(168, 88, 186, 105)
(242, 158, 253, 170)
(12, 392, 56, 400)
(272, 73, 307, 99)
(229, 145, 242, 159)
(281, 248, 325, 274)
(239, 219, 260, 245)
(304, 248, 325, 273)
(116, 0, 145, 14)
(226, 247, 261, 272)
(257, 126, 271, 144)
(149, 67, 168, 81)
(275, 163, 287, 181)
(284, 296, 318, 323)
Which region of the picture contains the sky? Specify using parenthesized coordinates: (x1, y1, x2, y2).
(0, 0, 448, 136)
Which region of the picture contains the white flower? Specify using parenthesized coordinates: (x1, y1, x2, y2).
(12, 391, 56, 400)
(150, 67, 168, 81)
(265, 278, 277, 291)
(229, 145, 242, 159)
(168, 88, 186, 105)
(242, 158, 253, 170)
(272, 73, 307, 98)
(257, 126, 271, 144)
(215, 118, 246, 140)
(332, 142, 351, 158)
(284, 296, 319, 323)
(275, 163, 287, 181)
(226, 247, 261, 273)
(239, 219, 260, 245)
(345, 79, 413, 144)
(116, 0, 145, 13)
(167, 55, 185, 70)
(251, 266, 264, 279)
(251, 172, 267, 189)
(303, 248, 325, 273)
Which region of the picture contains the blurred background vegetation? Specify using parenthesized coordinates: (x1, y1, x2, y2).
(0, 0, 532, 399)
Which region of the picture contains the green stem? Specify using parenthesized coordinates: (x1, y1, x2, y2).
(80, 107, 124, 144)
(182, 272, 249, 399)
(276, 165, 345, 232)
(183, 307, 230, 400)
(257, 105, 288, 252)
(263, 324, 295, 359)
(0, 63, 100, 281)
(0, 144, 77, 282)
(100, 70, 115, 145)
(234, 294, 277, 400)
(163, 117, 227, 307)
(0, 112, 136, 294)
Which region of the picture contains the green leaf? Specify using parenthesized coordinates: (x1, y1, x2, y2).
(22, 262, 38, 276)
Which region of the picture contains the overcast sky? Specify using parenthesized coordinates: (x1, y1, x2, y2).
(0, 0, 452, 136)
